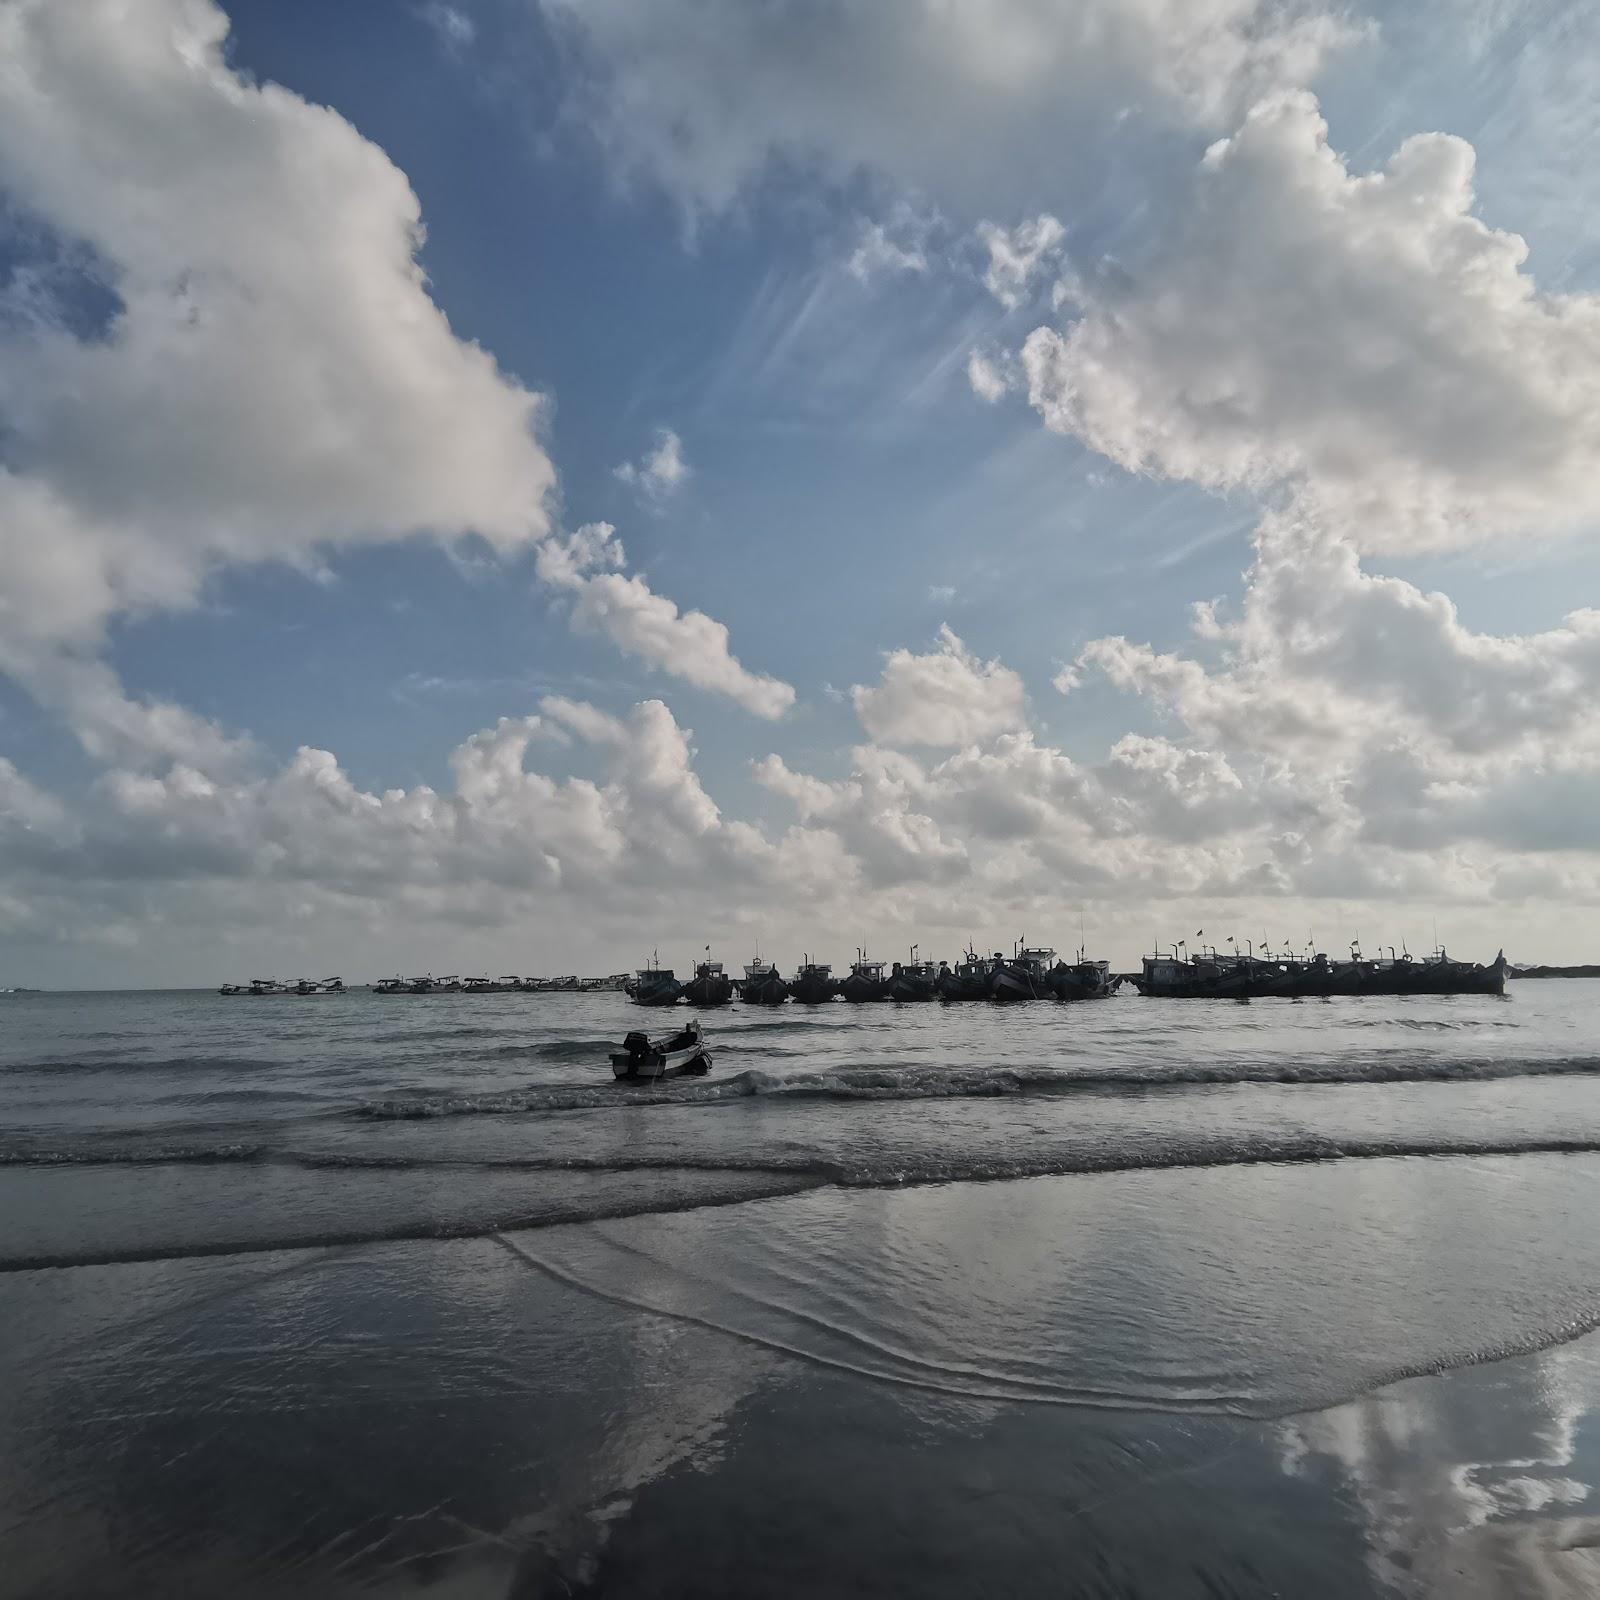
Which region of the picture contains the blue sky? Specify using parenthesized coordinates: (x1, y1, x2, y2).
(1, 0, 1598, 983)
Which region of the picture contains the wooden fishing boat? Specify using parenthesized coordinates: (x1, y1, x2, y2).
(1047, 956, 1115, 1001)
(684, 960, 734, 1007)
(937, 950, 993, 1001)
(611, 1020, 711, 1082)
(989, 945, 1055, 1002)
(887, 950, 939, 1001)
(626, 957, 684, 1006)
(840, 954, 889, 1002)
(791, 957, 837, 1003)
(741, 957, 790, 1005)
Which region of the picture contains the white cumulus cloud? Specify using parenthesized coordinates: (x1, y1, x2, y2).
(852, 626, 1028, 748)
(1020, 91, 1600, 553)
(0, 0, 557, 666)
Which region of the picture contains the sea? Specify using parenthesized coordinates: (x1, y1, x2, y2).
(5, 981, 1600, 1597)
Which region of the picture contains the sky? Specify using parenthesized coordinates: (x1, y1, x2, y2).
(2, 0, 1599, 985)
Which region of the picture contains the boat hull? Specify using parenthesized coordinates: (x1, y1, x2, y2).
(683, 975, 734, 1007)
(937, 974, 990, 1001)
(791, 974, 837, 1003)
(989, 967, 1047, 1002)
(1048, 963, 1115, 1002)
(840, 975, 888, 1002)
(629, 981, 684, 1007)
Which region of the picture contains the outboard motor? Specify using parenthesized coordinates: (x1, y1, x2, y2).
(622, 1030, 652, 1063)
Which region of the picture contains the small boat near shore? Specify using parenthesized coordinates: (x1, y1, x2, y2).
(611, 1019, 711, 1082)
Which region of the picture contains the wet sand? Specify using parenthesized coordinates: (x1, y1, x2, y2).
(8, 1161, 1600, 1598)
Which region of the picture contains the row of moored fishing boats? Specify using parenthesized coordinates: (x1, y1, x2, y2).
(220, 973, 631, 995)
(1132, 945, 1507, 998)
(628, 946, 1115, 1006)
(628, 942, 1510, 1005)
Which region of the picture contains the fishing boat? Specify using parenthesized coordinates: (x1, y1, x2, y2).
(791, 957, 836, 1003)
(246, 977, 288, 996)
(841, 951, 889, 1002)
(741, 957, 790, 1005)
(372, 975, 408, 995)
(626, 956, 684, 1007)
(937, 949, 994, 1001)
(292, 978, 323, 995)
(684, 959, 734, 1007)
(989, 945, 1056, 1002)
(1047, 953, 1115, 1001)
(887, 948, 938, 1001)
(219, 982, 245, 996)
(611, 1019, 711, 1082)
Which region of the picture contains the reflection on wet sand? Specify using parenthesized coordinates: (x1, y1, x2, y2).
(1282, 1338, 1600, 1597)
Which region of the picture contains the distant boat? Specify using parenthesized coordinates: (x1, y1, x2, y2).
(841, 952, 889, 1003)
(741, 957, 790, 1005)
(989, 945, 1055, 1002)
(627, 957, 684, 1007)
(1047, 955, 1115, 1002)
(684, 960, 734, 1007)
(887, 949, 938, 1001)
(937, 949, 994, 1001)
(791, 957, 836, 1003)
(611, 1019, 711, 1082)
(246, 977, 288, 996)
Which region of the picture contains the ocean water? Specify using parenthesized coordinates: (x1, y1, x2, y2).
(6, 982, 1600, 1595)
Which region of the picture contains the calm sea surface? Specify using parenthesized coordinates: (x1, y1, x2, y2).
(6, 982, 1600, 1596)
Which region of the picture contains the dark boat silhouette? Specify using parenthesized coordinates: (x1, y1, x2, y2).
(626, 957, 684, 1007)
(937, 950, 994, 1001)
(683, 959, 734, 1007)
(1047, 955, 1115, 1001)
(887, 948, 938, 1001)
(791, 957, 837, 1003)
(989, 945, 1055, 1002)
(841, 952, 889, 1002)
(740, 957, 790, 1005)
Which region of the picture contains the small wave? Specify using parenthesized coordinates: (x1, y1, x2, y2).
(355, 1054, 1600, 1119)
(0, 1142, 264, 1166)
(0, 1055, 285, 1077)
